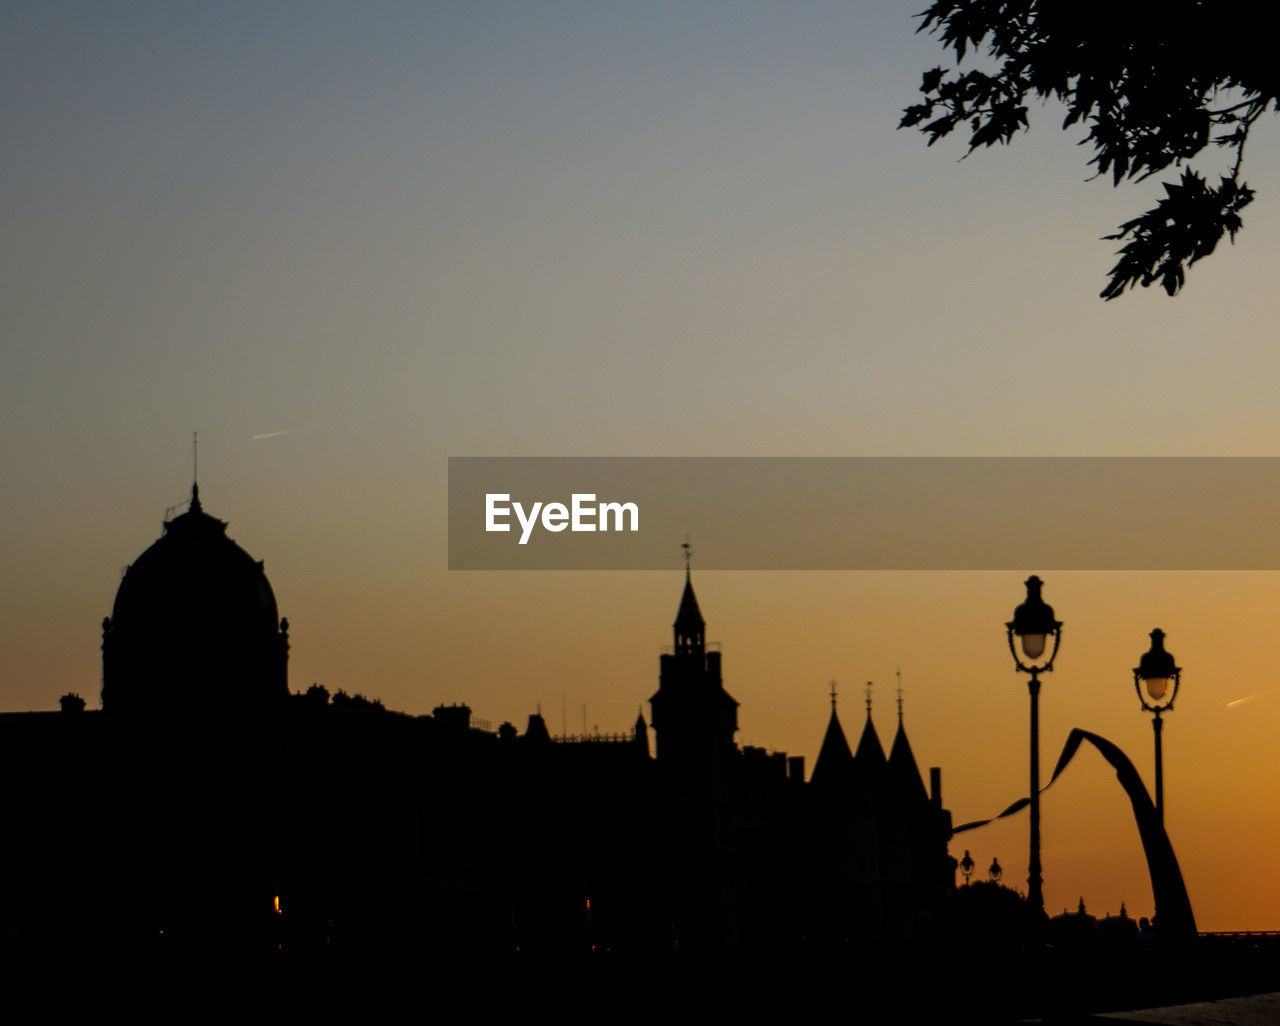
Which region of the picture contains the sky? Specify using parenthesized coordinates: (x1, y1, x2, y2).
(5, 2, 1280, 931)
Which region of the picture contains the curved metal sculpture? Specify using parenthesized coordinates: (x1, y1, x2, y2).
(954, 727, 1196, 942)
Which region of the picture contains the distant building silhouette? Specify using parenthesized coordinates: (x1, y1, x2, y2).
(0, 488, 954, 956)
(101, 483, 290, 713)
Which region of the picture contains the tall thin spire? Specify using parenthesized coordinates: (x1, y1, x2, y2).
(865, 680, 873, 718)
(189, 431, 202, 513)
(896, 667, 904, 725)
(829, 679, 838, 712)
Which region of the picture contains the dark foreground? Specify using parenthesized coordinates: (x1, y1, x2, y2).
(7, 934, 1279, 1022)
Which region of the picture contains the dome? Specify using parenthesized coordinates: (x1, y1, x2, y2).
(101, 484, 289, 713)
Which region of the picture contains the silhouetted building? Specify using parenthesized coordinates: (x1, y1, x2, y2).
(101, 483, 289, 713)
(0, 487, 954, 957)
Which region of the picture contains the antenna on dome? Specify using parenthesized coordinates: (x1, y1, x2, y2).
(189, 431, 202, 513)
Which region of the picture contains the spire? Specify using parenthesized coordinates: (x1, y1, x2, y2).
(189, 432, 203, 513)
(673, 541, 705, 657)
(811, 680, 856, 787)
(855, 681, 886, 764)
(888, 669, 928, 801)
(889, 721, 928, 803)
(633, 708, 650, 756)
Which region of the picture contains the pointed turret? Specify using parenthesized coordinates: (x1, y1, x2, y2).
(673, 549, 705, 657)
(889, 721, 928, 803)
(670, 534, 711, 655)
(633, 708, 650, 757)
(811, 681, 856, 787)
(889, 678, 928, 803)
(855, 681, 886, 765)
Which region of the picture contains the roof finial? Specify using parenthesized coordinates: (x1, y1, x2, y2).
(896, 667, 904, 725)
(865, 680, 873, 718)
(189, 431, 202, 512)
(828, 679, 838, 712)
(682, 536, 692, 579)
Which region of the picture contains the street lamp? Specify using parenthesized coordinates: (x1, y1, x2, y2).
(1134, 628, 1181, 830)
(959, 849, 975, 886)
(1006, 575, 1062, 914)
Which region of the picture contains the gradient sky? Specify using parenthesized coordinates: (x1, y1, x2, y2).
(5, 2, 1280, 930)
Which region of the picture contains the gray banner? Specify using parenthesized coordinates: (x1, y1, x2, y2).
(448, 457, 1280, 569)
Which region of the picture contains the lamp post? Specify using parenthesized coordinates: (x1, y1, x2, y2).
(959, 849, 975, 886)
(1134, 628, 1181, 831)
(1006, 575, 1062, 915)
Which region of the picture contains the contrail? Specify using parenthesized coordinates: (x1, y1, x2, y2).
(252, 426, 314, 441)
(1227, 686, 1280, 709)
